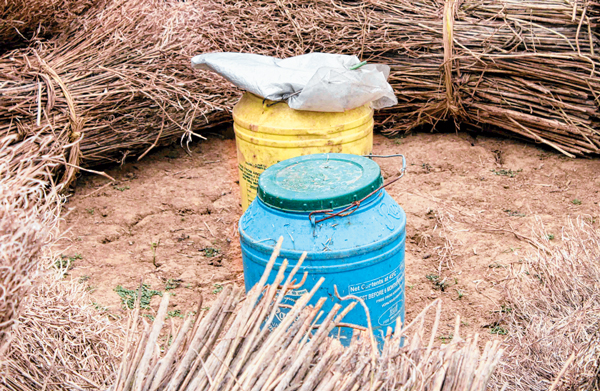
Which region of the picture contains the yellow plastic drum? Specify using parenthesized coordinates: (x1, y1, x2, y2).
(233, 93, 373, 210)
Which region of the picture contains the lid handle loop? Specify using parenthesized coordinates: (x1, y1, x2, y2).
(308, 154, 407, 225)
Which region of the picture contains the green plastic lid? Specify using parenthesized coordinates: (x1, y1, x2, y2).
(257, 153, 383, 212)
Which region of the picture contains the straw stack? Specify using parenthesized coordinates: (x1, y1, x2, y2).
(205, 0, 600, 157)
(2, 0, 599, 196)
(495, 219, 600, 391)
(1, 277, 124, 390)
(113, 239, 504, 391)
(0, 133, 63, 355)
(0, 0, 237, 187)
(0, 124, 122, 390)
(0, 0, 99, 51)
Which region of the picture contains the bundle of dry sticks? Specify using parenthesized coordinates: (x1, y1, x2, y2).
(207, 0, 600, 157)
(0, 0, 99, 51)
(0, 134, 62, 355)
(112, 241, 503, 391)
(0, 0, 237, 186)
(1, 1, 600, 198)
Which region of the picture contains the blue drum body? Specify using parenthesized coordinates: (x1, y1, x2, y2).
(239, 153, 406, 345)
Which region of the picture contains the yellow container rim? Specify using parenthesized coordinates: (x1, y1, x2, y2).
(232, 93, 374, 135)
(234, 119, 373, 148)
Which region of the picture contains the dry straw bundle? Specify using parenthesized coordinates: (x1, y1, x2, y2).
(0, 0, 99, 51)
(205, 0, 600, 157)
(0, 134, 63, 354)
(494, 219, 600, 391)
(113, 240, 503, 391)
(2, 0, 599, 196)
(3, 0, 600, 190)
(0, 133, 125, 390)
(2, 277, 124, 390)
(0, 0, 237, 186)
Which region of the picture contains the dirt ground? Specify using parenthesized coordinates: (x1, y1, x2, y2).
(60, 131, 600, 340)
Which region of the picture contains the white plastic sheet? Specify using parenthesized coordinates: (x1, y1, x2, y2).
(191, 52, 397, 112)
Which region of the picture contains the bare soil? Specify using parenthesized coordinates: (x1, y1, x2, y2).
(60, 131, 600, 339)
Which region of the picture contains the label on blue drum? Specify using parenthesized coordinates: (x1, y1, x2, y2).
(268, 288, 309, 331)
(347, 266, 404, 326)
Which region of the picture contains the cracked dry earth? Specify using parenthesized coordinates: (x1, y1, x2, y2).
(61, 131, 600, 340)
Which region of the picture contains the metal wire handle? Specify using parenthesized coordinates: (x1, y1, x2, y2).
(308, 154, 407, 225)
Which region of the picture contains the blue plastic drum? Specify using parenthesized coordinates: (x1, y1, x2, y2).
(239, 153, 406, 345)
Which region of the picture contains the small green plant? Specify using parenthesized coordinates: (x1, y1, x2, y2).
(490, 325, 508, 335)
(491, 168, 522, 178)
(426, 274, 451, 292)
(500, 304, 512, 313)
(426, 274, 439, 282)
(143, 314, 155, 321)
(394, 139, 402, 145)
(488, 262, 507, 269)
(85, 285, 97, 293)
(114, 185, 130, 192)
(504, 209, 526, 217)
(167, 309, 184, 319)
(546, 233, 555, 240)
(66, 253, 82, 263)
(201, 306, 210, 311)
(164, 335, 174, 349)
(165, 279, 181, 291)
(534, 273, 545, 283)
(151, 240, 161, 267)
(455, 289, 466, 300)
(92, 301, 108, 312)
(86, 208, 95, 215)
(202, 247, 221, 258)
(114, 284, 162, 310)
(439, 333, 453, 342)
(79, 275, 90, 283)
(55, 253, 82, 273)
(572, 199, 582, 205)
(212, 283, 224, 294)
(422, 163, 432, 173)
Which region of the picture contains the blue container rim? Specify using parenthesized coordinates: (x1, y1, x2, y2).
(239, 201, 406, 264)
